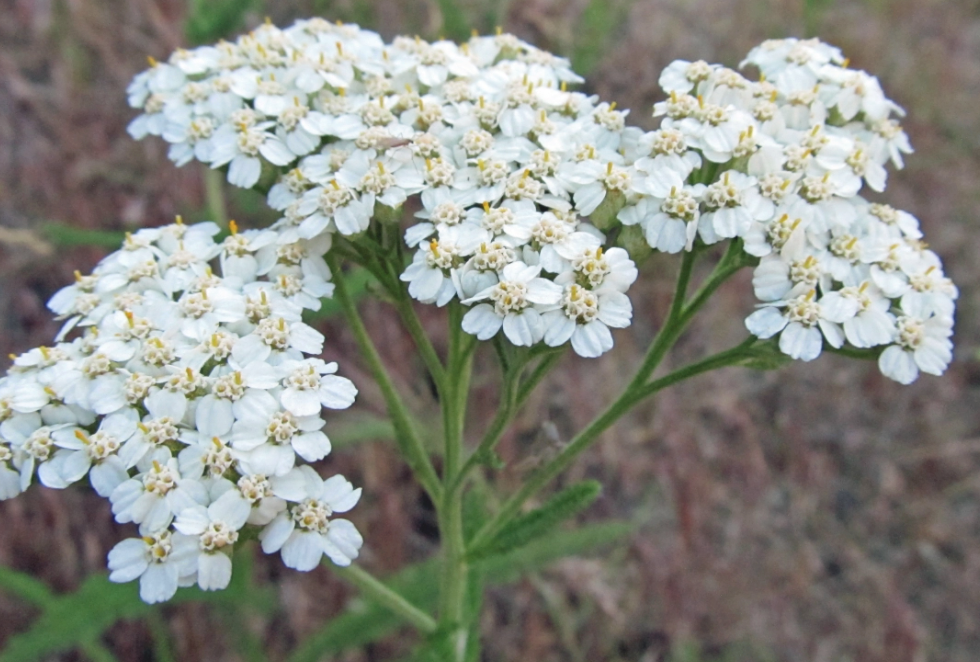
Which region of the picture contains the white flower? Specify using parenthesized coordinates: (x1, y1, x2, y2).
(819, 282, 895, 348)
(698, 171, 769, 243)
(45, 411, 138, 495)
(231, 316, 325, 366)
(173, 491, 252, 591)
(107, 531, 198, 604)
(232, 404, 331, 477)
(461, 262, 563, 346)
(279, 359, 357, 417)
(542, 284, 633, 357)
(401, 235, 466, 306)
(877, 298, 954, 384)
(259, 467, 363, 570)
(111, 454, 208, 534)
(744, 285, 849, 361)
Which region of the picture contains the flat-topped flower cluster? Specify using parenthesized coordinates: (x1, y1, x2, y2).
(0, 219, 363, 602)
(126, 22, 955, 376)
(0, 19, 960, 606)
(640, 40, 957, 382)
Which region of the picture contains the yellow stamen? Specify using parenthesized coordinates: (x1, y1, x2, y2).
(229, 219, 238, 235)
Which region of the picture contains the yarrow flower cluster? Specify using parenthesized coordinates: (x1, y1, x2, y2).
(0, 218, 363, 602)
(126, 23, 955, 373)
(125, 18, 639, 357)
(0, 21, 959, 607)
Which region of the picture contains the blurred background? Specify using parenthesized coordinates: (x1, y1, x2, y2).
(1, 0, 979, 660)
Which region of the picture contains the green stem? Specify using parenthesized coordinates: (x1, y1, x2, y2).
(468, 243, 752, 549)
(203, 166, 228, 229)
(339, 237, 449, 395)
(453, 347, 565, 490)
(516, 348, 565, 404)
(633, 337, 759, 400)
(334, 565, 438, 633)
(392, 295, 448, 394)
(327, 252, 442, 502)
(438, 302, 474, 660)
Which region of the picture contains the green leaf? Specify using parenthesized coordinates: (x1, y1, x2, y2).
(291, 520, 631, 660)
(41, 224, 126, 249)
(0, 555, 266, 662)
(0, 566, 54, 608)
(467, 480, 602, 561)
(480, 520, 632, 584)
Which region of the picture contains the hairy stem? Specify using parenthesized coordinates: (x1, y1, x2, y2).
(327, 252, 442, 502)
(468, 243, 752, 549)
(438, 303, 474, 660)
(203, 166, 228, 229)
(334, 565, 438, 634)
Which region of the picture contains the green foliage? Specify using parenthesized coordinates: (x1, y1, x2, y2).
(467, 480, 602, 561)
(304, 265, 375, 321)
(0, 547, 271, 662)
(185, 0, 256, 46)
(738, 338, 795, 371)
(42, 223, 126, 249)
(292, 520, 632, 661)
(288, 560, 441, 662)
(328, 412, 397, 449)
(435, 0, 472, 42)
(571, 0, 634, 76)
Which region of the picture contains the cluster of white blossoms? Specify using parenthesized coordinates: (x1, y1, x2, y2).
(0, 18, 962, 608)
(0, 218, 364, 603)
(126, 19, 640, 358)
(613, 38, 955, 382)
(126, 21, 955, 375)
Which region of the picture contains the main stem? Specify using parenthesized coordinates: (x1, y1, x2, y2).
(469, 243, 752, 549)
(326, 252, 442, 502)
(438, 302, 474, 659)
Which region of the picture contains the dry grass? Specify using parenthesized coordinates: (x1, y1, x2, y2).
(1, 1, 978, 660)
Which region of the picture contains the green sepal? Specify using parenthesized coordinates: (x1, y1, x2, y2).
(373, 201, 404, 225)
(738, 338, 794, 371)
(616, 224, 653, 264)
(589, 190, 627, 231)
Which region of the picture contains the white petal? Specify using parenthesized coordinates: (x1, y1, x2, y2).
(280, 531, 324, 571)
(197, 553, 233, 591)
(317, 376, 357, 409)
(259, 513, 295, 553)
(779, 322, 822, 361)
(139, 562, 179, 604)
(745, 307, 787, 339)
(571, 322, 613, 358)
(879, 346, 918, 384)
